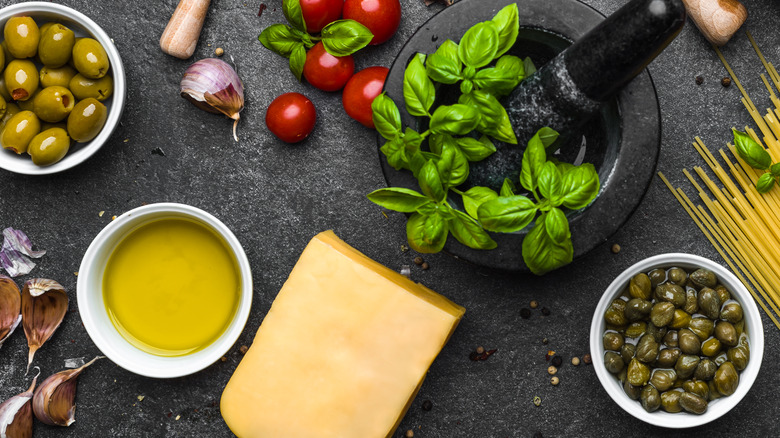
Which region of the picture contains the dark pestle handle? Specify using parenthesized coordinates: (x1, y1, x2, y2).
(564, 0, 686, 101)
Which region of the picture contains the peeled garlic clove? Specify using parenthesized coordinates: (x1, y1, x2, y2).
(0, 276, 21, 349)
(0, 372, 38, 438)
(21, 279, 68, 372)
(32, 356, 102, 427)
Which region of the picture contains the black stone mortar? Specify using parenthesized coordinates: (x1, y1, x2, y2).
(379, 0, 683, 271)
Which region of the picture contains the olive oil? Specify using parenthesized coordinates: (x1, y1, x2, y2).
(103, 218, 240, 357)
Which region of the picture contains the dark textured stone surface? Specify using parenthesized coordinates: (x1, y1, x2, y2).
(0, 0, 778, 437)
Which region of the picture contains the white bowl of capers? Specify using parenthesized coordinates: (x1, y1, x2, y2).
(590, 253, 764, 428)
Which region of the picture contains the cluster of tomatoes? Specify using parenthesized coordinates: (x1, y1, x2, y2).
(265, 0, 401, 143)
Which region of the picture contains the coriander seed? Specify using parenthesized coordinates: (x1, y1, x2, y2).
(413, 256, 423, 265)
(551, 376, 560, 385)
(533, 396, 541, 407)
(611, 244, 621, 254)
(722, 77, 732, 87)
(572, 357, 581, 366)
(215, 47, 224, 56)
(530, 300, 539, 309)
(405, 429, 414, 438)
(547, 365, 557, 375)
(421, 262, 430, 270)
(476, 346, 485, 354)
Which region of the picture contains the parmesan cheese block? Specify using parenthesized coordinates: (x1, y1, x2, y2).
(220, 230, 465, 438)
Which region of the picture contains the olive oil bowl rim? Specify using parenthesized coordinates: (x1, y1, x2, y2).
(77, 203, 253, 378)
(589, 253, 764, 428)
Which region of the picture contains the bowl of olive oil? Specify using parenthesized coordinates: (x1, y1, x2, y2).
(77, 203, 252, 378)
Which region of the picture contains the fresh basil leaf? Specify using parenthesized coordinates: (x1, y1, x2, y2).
(289, 43, 306, 81)
(520, 130, 547, 191)
(772, 163, 780, 177)
(416, 202, 437, 216)
(428, 133, 452, 155)
(523, 57, 537, 76)
(463, 90, 517, 144)
(474, 56, 522, 97)
(418, 160, 446, 202)
(404, 127, 424, 150)
(426, 40, 462, 84)
(757, 172, 776, 193)
(406, 212, 448, 253)
(733, 129, 771, 170)
(538, 162, 563, 205)
(462, 186, 498, 219)
(437, 140, 470, 188)
(556, 161, 575, 175)
(380, 137, 408, 170)
(477, 195, 537, 233)
(300, 31, 315, 48)
(522, 214, 573, 275)
(544, 207, 570, 243)
(455, 135, 496, 162)
(560, 163, 600, 210)
(320, 19, 373, 56)
(372, 93, 402, 141)
(463, 66, 476, 80)
(404, 53, 436, 117)
(487, 110, 517, 144)
(258, 24, 302, 58)
(449, 209, 498, 250)
(491, 4, 519, 58)
(500, 178, 515, 196)
(460, 79, 474, 95)
(409, 151, 427, 178)
(282, 0, 307, 32)
(458, 21, 499, 68)
(367, 188, 431, 212)
(536, 126, 560, 149)
(430, 104, 480, 135)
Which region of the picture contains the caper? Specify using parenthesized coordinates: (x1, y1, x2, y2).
(698, 287, 721, 320)
(714, 362, 739, 396)
(679, 391, 708, 415)
(635, 334, 659, 363)
(669, 309, 692, 330)
(627, 358, 651, 386)
(624, 298, 652, 322)
(604, 351, 625, 374)
(735, 319, 745, 337)
(667, 267, 688, 285)
(714, 352, 728, 366)
(689, 318, 715, 341)
(727, 345, 750, 371)
(715, 284, 731, 303)
(660, 390, 683, 413)
(640, 385, 661, 413)
(603, 332, 625, 351)
(648, 268, 666, 288)
(645, 323, 667, 343)
(620, 343, 637, 364)
(708, 380, 723, 401)
(650, 369, 677, 392)
(715, 321, 738, 347)
(720, 302, 743, 324)
(682, 380, 709, 399)
(655, 283, 686, 307)
(683, 287, 699, 314)
(662, 330, 678, 348)
(656, 348, 681, 368)
(617, 368, 628, 384)
(650, 302, 675, 327)
(690, 268, 717, 289)
(675, 354, 700, 379)
(701, 337, 722, 357)
(678, 328, 701, 355)
(629, 273, 652, 300)
(694, 359, 717, 381)
(624, 381, 642, 400)
(604, 299, 628, 327)
(625, 322, 647, 339)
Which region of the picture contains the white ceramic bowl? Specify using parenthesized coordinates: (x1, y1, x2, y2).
(0, 2, 126, 175)
(590, 253, 764, 428)
(77, 203, 253, 378)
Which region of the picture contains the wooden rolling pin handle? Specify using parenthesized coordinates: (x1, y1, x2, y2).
(682, 0, 747, 46)
(160, 0, 211, 59)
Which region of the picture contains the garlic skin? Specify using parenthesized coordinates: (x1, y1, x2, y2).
(0, 373, 38, 438)
(0, 276, 21, 349)
(21, 279, 68, 373)
(32, 356, 102, 427)
(180, 58, 245, 142)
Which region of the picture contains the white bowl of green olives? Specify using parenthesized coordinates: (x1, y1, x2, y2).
(0, 2, 125, 175)
(590, 253, 764, 428)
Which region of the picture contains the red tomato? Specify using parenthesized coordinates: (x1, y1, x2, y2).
(265, 93, 317, 144)
(303, 42, 355, 92)
(342, 0, 401, 45)
(342, 66, 389, 128)
(300, 0, 344, 33)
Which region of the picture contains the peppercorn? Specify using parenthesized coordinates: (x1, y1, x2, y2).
(405, 429, 414, 438)
(530, 300, 539, 309)
(722, 77, 732, 87)
(551, 376, 560, 385)
(533, 396, 541, 407)
(551, 355, 563, 367)
(695, 75, 703, 85)
(572, 357, 581, 366)
(413, 256, 423, 265)
(476, 346, 485, 354)
(422, 400, 433, 411)
(520, 308, 531, 319)
(547, 365, 557, 375)
(541, 307, 551, 316)
(421, 262, 430, 270)
(215, 47, 224, 56)
(611, 243, 621, 254)
(583, 353, 592, 364)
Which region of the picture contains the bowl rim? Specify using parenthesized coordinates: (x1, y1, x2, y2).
(77, 203, 253, 378)
(0, 1, 126, 175)
(589, 253, 765, 428)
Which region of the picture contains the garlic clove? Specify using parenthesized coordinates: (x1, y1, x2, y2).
(32, 356, 102, 427)
(0, 372, 38, 438)
(21, 279, 68, 373)
(0, 276, 21, 349)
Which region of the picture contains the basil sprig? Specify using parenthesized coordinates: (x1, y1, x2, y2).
(732, 129, 780, 193)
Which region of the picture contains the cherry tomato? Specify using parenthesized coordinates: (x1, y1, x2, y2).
(303, 42, 355, 92)
(300, 0, 344, 33)
(342, 0, 401, 45)
(265, 93, 317, 144)
(342, 66, 389, 128)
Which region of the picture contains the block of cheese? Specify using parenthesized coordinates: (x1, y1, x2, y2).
(221, 230, 465, 438)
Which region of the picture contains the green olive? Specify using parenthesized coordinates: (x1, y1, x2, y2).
(625, 322, 647, 339)
(17, 89, 38, 112)
(662, 330, 678, 348)
(604, 299, 628, 327)
(0, 110, 40, 154)
(0, 41, 11, 68)
(689, 318, 715, 341)
(690, 268, 718, 289)
(678, 328, 701, 355)
(604, 351, 625, 374)
(660, 390, 683, 413)
(620, 343, 636, 364)
(667, 267, 688, 285)
(72, 38, 109, 79)
(720, 302, 743, 324)
(656, 348, 681, 368)
(697, 287, 721, 320)
(0, 74, 11, 102)
(715, 284, 731, 303)
(650, 302, 675, 327)
(627, 358, 651, 387)
(669, 309, 692, 330)
(624, 298, 652, 322)
(650, 369, 677, 392)
(727, 345, 750, 371)
(67, 98, 107, 142)
(68, 73, 113, 101)
(715, 321, 738, 347)
(679, 391, 708, 415)
(603, 332, 625, 351)
(675, 354, 700, 379)
(0, 96, 6, 120)
(648, 269, 666, 288)
(4, 17, 40, 59)
(701, 337, 722, 357)
(630, 273, 652, 300)
(27, 127, 70, 166)
(33, 86, 75, 123)
(655, 283, 686, 308)
(37, 23, 75, 68)
(38, 22, 54, 36)
(39, 65, 77, 88)
(714, 362, 739, 396)
(0, 102, 21, 131)
(682, 380, 709, 399)
(640, 385, 661, 413)
(5, 59, 39, 101)
(683, 288, 699, 314)
(694, 359, 717, 381)
(635, 334, 659, 363)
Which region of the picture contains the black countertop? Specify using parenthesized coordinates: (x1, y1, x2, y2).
(0, 0, 778, 436)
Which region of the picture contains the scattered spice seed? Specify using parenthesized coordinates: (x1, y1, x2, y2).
(533, 433, 544, 438)
(572, 357, 581, 366)
(583, 353, 592, 364)
(695, 75, 703, 85)
(520, 308, 531, 319)
(551, 356, 562, 367)
(239, 345, 249, 355)
(469, 348, 497, 361)
(258, 3, 267, 16)
(476, 346, 485, 354)
(215, 47, 224, 56)
(611, 243, 621, 254)
(401, 245, 409, 252)
(405, 430, 414, 438)
(421, 262, 430, 270)
(422, 400, 433, 411)
(547, 365, 557, 375)
(542, 338, 548, 345)
(722, 77, 732, 87)
(545, 350, 555, 361)
(175, 415, 181, 421)
(99, 211, 105, 217)
(221, 356, 227, 362)
(530, 300, 539, 309)
(413, 256, 423, 265)
(551, 376, 560, 385)
(137, 395, 145, 402)
(532, 396, 541, 407)
(541, 307, 551, 316)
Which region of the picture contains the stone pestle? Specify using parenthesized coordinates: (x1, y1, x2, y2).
(468, 0, 686, 190)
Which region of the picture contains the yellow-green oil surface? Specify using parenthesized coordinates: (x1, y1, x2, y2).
(103, 218, 240, 356)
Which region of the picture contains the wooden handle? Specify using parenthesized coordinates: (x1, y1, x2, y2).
(682, 0, 747, 46)
(160, 0, 211, 59)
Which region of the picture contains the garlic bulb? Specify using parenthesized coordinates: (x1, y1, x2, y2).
(180, 58, 245, 142)
(32, 356, 102, 427)
(21, 279, 68, 373)
(0, 276, 21, 349)
(0, 372, 38, 438)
